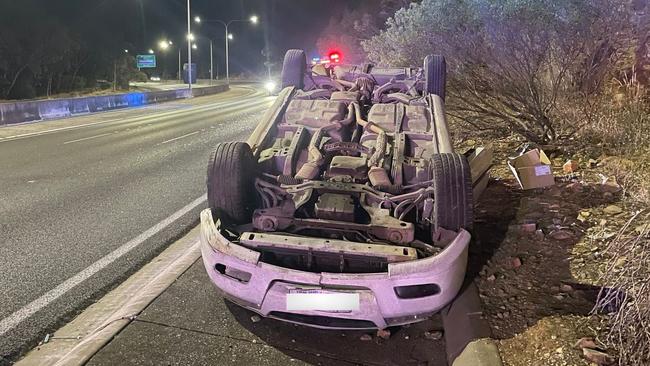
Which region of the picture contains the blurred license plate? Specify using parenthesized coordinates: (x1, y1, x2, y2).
(286, 289, 359, 311)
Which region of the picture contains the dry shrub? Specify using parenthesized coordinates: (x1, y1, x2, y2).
(595, 212, 650, 366)
(600, 156, 650, 206)
(580, 76, 650, 154)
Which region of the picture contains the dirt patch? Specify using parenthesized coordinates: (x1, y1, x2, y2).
(457, 136, 632, 365)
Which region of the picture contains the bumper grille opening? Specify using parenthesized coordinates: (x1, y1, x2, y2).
(268, 311, 377, 329)
(394, 283, 441, 299)
(214, 263, 252, 283)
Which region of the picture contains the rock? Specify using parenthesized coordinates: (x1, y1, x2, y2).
(376, 329, 391, 340)
(601, 181, 622, 194)
(520, 223, 537, 233)
(549, 230, 574, 240)
(599, 219, 607, 226)
(424, 331, 443, 341)
(603, 205, 623, 215)
(550, 286, 560, 293)
(251, 315, 261, 323)
(563, 160, 579, 173)
(582, 348, 615, 365)
(577, 211, 591, 222)
(554, 294, 565, 301)
(534, 229, 545, 241)
(555, 346, 564, 354)
(509, 223, 537, 234)
(360, 334, 373, 341)
(566, 182, 584, 192)
(561, 284, 574, 292)
(510, 257, 522, 269)
(487, 274, 496, 281)
(614, 256, 627, 267)
(574, 337, 598, 350)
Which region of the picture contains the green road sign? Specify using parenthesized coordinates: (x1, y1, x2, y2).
(136, 55, 157, 68)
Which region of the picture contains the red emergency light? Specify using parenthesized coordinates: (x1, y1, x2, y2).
(328, 51, 341, 63)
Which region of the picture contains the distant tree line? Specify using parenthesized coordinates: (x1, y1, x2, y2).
(0, 0, 145, 100)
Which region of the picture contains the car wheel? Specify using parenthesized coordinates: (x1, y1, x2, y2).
(281, 49, 307, 89)
(430, 153, 473, 232)
(207, 142, 256, 225)
(424, 55, 446, 100)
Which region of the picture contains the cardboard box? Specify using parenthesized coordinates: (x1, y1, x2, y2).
(508, 149, 555, 190)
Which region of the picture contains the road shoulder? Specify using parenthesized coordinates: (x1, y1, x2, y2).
(15, 228, 202, 366)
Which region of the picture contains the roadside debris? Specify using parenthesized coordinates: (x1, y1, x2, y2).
(582, 347, 615, 365)
(359, 334, 373, 341)
(250, 315, 261, 323)
(603, 205, 623, 215)
(424, 331, 443, 341)
(508, 148, 555, 190)
(548, 230, 574, 240)
(563, 160, 579, 173)
(376, 329, 391, 340)
(573, 337, 598, 350)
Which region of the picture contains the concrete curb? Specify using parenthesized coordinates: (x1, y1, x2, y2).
(0, 84, 229, 126)
(441, 282, 503, 366)
(15, 227, 202, 366)
(452, 339, 503, 366)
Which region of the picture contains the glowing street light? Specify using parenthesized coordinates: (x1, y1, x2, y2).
(124, 49, 129, 53)
(159, 40, 170, 50)
(187, 33, 195, 41)
(194, 16, 201, 23)
(148, 49, 155, 54)
(192, 43, 198, 50)
(195, 14, 260, 84)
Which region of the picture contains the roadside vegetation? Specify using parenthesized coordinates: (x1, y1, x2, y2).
(0, 0, 147, 100)
(316, 0, 650, 364)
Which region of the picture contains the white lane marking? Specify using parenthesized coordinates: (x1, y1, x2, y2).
(3, 119, 128, 140)
(158, 131, 200, 145)
(0, 194, 207, 336)
(62, 132, 114, 145)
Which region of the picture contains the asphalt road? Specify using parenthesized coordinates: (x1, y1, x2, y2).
(0, 85, 273, 362)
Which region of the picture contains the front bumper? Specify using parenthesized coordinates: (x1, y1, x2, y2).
(199, 209, 470, 329)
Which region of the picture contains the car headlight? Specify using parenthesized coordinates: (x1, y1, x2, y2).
(264, 81, 276, 92)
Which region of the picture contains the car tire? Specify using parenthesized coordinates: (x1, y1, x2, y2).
(281, 49, 307, 89)
(207, 142, 256, 225)
(424, 55, 446, 100)
(430, 153, 473, 232)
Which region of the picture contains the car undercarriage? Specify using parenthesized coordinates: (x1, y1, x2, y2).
(199, 49, 491, 329)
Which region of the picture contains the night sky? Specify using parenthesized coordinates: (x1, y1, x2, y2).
(26, 0, 362, 78)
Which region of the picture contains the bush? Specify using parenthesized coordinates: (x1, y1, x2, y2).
(363, 0, 634, 144)
(595, 212, 650, 366)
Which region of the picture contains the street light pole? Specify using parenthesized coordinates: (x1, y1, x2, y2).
(186, 0, 192, 93)
(178, 48, 181, 81)
(210, 39, 214, 84)
(197, 16, 257, 85)
(225, 24, 230, 84)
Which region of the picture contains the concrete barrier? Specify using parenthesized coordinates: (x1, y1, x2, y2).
(0, 84, 229, 126)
